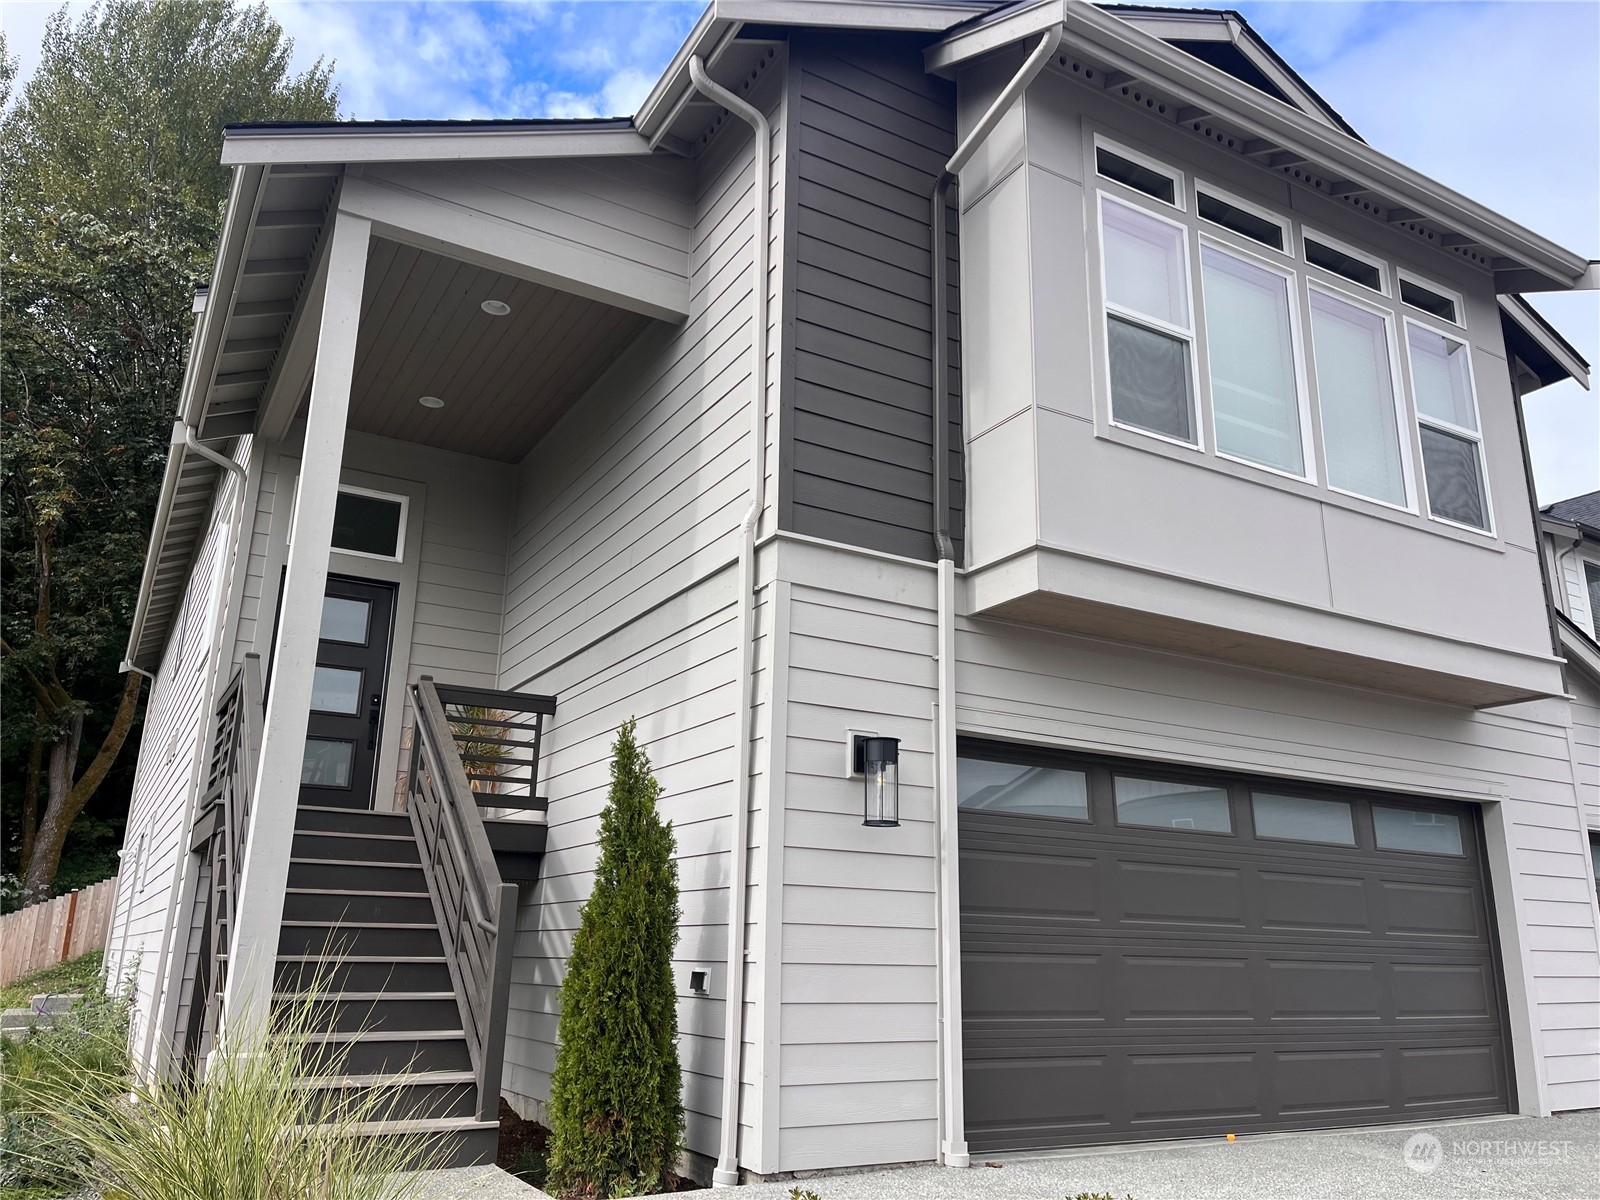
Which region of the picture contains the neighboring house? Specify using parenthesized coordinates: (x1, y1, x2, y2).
(104, 0, 1600, 1179)
(1539, 489, 1600, 890)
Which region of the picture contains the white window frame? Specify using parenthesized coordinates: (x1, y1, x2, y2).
(1305, 279, 1417, 514)
(1094, 132, 1186, 210)
(331, 484, 410, 563)
(1397, 268, 1465, 328)
(1197, 234, 1316, 483)
(1403, 316, 1494, 536)
(1581, 554, 1600, 641)
(1096, 191, 1205, 451)
(1195, 179, 1292, 257)
(1302, 226, 1390, 296)
(286, 480, 410, 563)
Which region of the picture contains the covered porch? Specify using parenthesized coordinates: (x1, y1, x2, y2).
(132, 142, 698, 1158)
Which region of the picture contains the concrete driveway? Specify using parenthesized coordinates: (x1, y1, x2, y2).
(417, 1111, 1600, 1199)
(724, 1112, 1600, 1200)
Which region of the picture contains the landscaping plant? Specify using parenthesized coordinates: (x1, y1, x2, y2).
(3, 981, 441, 1199)
(547, 719, 683, 1198)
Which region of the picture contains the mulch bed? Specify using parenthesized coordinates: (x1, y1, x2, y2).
(497, 1098, 702, 1193)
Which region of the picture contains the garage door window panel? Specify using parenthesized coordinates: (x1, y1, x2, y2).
(1252, 792, 1356, 846)
(1372, 805, 1464, 856)
(1114, 775, 1232, 833)
(957, 757, 1090, 821)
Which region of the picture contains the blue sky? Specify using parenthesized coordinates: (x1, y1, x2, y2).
(2, 0, 1595, 499)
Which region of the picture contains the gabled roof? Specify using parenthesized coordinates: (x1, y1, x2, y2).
(1096, 5, 1361, 138)
(1500, 295, 1592, 392)
(1544, 490, 1600, 539)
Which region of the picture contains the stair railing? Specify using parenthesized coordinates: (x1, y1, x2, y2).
(408, 676, 552, 1121)
(183, 652, 264, 1080)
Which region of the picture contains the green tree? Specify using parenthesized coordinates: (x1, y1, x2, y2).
(1, 1, 339, 903)
(547, 719, 684, 1198)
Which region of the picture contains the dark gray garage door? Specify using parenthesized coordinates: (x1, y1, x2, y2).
(958, 743, 1512, 1152)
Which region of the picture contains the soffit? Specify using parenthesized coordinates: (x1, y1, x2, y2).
(342, 238, 655, 463)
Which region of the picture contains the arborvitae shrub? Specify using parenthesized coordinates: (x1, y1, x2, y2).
(547, 719, 684, 1197)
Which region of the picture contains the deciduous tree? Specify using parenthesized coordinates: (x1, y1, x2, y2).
(1, 0, 339, 902)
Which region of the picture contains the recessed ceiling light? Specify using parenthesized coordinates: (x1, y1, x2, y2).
(480, 299, 511, 316)
(418, 395, 445, 409)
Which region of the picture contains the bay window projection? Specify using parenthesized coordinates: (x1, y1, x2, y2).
(1407, 321, 1489, 530)
(1308, 287, 1408, 507)
(1200, 243, 1305, 475)
(1101, 196, 1197, 443)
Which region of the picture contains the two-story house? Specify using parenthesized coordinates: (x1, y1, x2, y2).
(103, 0, 1600, 1180)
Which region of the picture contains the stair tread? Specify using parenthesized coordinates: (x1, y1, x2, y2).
(304, 1028, 467, 1043)
(275, 991, 457, 1002)
(285, 887, 431, 898)
(290, 857, 423, 868)
(295, 1070, 474, 1088)
(293, 1116, 498, 1136)
(276, 928, 438, 934)
(270, 960, 441, 966)
(296, 829, 416, 841)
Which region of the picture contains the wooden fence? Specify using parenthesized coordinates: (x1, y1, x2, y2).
(0, 877, 119, 989)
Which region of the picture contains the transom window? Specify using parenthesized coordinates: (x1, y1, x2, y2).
(1089, 132, 1492, 536)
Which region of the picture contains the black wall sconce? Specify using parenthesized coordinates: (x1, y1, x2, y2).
(852, 734, 901, 827)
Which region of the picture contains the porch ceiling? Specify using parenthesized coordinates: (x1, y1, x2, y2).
(344, 238, 656, 462)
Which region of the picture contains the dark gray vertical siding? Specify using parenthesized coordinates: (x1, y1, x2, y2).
(780, 32, 963, 564)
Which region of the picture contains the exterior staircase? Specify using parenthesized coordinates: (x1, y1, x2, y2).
(279, 804, 495, 1165)
(186, 660, 554, 1169)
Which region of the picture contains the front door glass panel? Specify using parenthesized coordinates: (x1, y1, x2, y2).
(311, 666, 363, 714)
(301, 739, 354, 788)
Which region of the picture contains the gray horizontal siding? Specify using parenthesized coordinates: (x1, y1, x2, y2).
(781, 31, 964, 564)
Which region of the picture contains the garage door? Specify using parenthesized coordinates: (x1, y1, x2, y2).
(958, 743, 1512, 1152)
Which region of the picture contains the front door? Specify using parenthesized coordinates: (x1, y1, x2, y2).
(299, 576, 396, 809)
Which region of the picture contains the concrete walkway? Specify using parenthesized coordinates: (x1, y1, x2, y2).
(411, 1112, 1600, 1199)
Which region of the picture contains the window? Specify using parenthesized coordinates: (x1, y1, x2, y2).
(1114, 776, 1231, 832)
(1100, 196, 1198, 444)
(1407, 321, 1489, 530)
(319, 595, 371, 644)
(311, 665, 363, 714)
(1086, 131, 1497, 540)
(1197, 185, 1286, 251)
(1399, 273, 1461, 325)
(1201, 243, 1306, 475)
(1309, 286, 1408, 507)
(1096, 140, 1181, 206)
(1373, 805, 1464, 856)
(1305, 233, 1384, 293)
(301, 738, 354, 789)
(957, 757, 1089, 821)
(332, 487, 406, 560)
(1251, 792, 1355, 845)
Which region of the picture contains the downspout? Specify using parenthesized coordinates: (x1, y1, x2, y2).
(929, 28, 1061, 1170)
(686, 54, 770, 1189)
(142, 420, 252, 1074)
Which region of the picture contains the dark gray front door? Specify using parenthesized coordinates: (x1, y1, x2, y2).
(958, 744, 1511, 1152)
(298, 576, 396, 809)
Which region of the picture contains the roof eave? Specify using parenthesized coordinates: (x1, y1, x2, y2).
(1499, 296, 1592, 392)
(221, 123, 656, 166)
(928, 0, 1593, 294)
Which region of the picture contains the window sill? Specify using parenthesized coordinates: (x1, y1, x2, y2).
(1084, 413, 1508, 555)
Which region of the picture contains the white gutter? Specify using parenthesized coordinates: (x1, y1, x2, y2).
(929, 28, 1062, 1171)
(221, 124, 654, 166)
(686, 53, 769, 1189)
